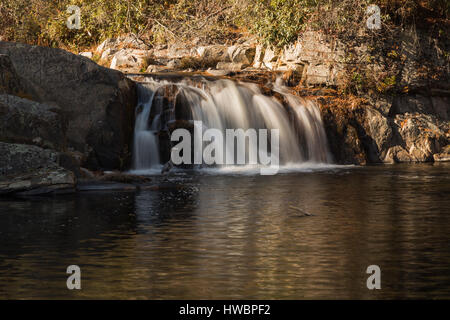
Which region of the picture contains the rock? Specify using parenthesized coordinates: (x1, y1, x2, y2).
(305, 63, 331, 85)
(319, 95, 449, 165)
(392, 95, 449, 121)
(0, 94, 66, 150)
(0, 142, 76, 195)
(361, 107, 394, 162)
(0, 142, 59, 176)
(227, 46, 256, 65)
(216, 62, 248, 72)
(206, 69, 231, 77)
(394, 113, 448, 162)
(253, 45, 265, 68)
(97, 35, 148, 55)
(100, 48, 117, 61)
(0, 167, 76, 195)
(168, 44, 194, 58)
(197, 45, 229, 62)
(384, 146, 414, 163)
(261, 47, 279, 70)
(433, 145, 450, 162)
(79, 52, 93, 59)
(0, 54, 29, 98)
(319, 105, 367, 165)
(281, 68, 304, 87)
(116, 34, 149, 50)
(110, 48, 151, 72)
(167, 59, 181, 69)
(96, 38, 117, 54)
(0, 42, 137, 170)
(146, 65, 168, 73)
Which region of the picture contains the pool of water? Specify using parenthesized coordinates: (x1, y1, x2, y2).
(0, 163, 449, 299)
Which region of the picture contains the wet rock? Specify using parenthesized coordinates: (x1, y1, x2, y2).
(0, 41, 137, 170)
(0, 94, 66, 150)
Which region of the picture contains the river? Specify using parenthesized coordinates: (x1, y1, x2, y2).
(0, 163, 449, 299)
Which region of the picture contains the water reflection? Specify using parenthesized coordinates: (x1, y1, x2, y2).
(0, 163, 449, 299)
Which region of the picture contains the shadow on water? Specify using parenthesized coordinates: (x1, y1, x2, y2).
(0, 163, 449, 299)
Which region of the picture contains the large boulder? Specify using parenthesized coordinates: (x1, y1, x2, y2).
(0, 94, 66, 150)
(0, 41, 137, 170)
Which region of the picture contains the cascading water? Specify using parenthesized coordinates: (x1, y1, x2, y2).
(133, 84, 161, 169)
(132, 76, 331, 173)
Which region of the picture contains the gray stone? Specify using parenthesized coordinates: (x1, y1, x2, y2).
(0, 142, 76, 195)
(0, 142, 59, 176)
(0, 42, 137, 170)
(0, 95, 66, 150)
(0, 54, 29, 97)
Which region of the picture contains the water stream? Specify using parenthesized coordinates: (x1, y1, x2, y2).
(132, 77, 331, 172)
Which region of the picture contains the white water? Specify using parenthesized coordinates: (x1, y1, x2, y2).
(133, 84, 161, 169)
(131, 76, 332, 174)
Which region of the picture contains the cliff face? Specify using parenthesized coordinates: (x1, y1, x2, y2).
(318, 94, 449, 165)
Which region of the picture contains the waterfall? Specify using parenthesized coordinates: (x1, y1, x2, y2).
(133, 84, 161, 169)
(132, 76, 331, 172)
